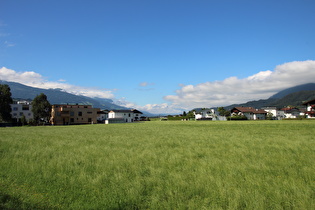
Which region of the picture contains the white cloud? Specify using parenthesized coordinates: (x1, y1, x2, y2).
(139, 82, 155, 87)
(164, 60, 315, 110)
(1, 60, 315, 115)
(139, 82, 148, 87)
(4, 41, 15, 47)
(0, 67, 114, 99)
(114, 98, 183, 115)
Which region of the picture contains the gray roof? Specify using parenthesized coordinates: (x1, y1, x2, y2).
(110, 109, 143, 114)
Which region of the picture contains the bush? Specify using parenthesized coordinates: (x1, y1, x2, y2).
(227, 115, 248, 120)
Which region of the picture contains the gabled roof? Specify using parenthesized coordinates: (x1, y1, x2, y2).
(302, 98, 315, 105)
(232, 107, 267, 114)
(280, 107, 300, 113)
(109, 109, 143, 114)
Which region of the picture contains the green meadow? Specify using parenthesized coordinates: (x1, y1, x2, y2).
(1, 121, 314, 209)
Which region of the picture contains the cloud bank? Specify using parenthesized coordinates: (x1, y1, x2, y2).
(163, 60, 315, 111)
(1, 60, 315, 115)
(0, 67, 114, 99)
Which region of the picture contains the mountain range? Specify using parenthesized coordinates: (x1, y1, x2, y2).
(223, 83, 315, 110)
(0, 80, 127, 109)
(1, 80, 315, 114)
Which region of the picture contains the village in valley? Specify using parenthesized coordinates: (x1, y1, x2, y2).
(7, 97, 315, 126)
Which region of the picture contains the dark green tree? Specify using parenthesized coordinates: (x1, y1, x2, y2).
(20, 114, 28, 125)
(186, 110, 195, 119)
(32, 93, 51, 125)
(217, 107, 230, 117)
(266, 112, 274, 120)
(183, 111, 187, 116)
(0, 84, 13, 122)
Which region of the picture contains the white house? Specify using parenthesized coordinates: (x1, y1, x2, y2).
(281, 107, 301, 118)
(108, 109, 143, 123)
(10, 101, 33, 122)
(262, 107, 285, 120)
(303, 99, 315, 118)
(194, 109, 214, 120)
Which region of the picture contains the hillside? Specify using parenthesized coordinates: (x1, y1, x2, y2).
(268, 90, 315, 107)
(270, 83, 315, 99)
(223, 83, 315, 110)
(0, 80, 126, 110)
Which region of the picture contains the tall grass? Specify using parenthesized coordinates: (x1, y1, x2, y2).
(1, 121, 314, 209)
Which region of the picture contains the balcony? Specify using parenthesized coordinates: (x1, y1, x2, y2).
(60, 111, 70, 116)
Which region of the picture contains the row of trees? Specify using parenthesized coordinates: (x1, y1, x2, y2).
(0, 84, 51, 125)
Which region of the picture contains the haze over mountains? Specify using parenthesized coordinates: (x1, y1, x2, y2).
(1, 80, 315, 115)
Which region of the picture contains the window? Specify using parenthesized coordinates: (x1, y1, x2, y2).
(88, 118, 92, 122)
(70, 118, 74, 123)
(13, 107, 18, 111)
(70, 112, 74, 116)
(78, 112, 82, 116)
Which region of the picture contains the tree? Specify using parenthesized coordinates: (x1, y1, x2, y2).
(186, 110, 195, 119)
(217, 107, 230, 117)
(32, 93, 51, 125)
(0, 84, 13, 122)
(266, 112, 274, 120)
(20, 114, 28, 126)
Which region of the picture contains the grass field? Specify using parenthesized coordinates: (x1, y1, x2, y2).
(1, 120, 314, 209)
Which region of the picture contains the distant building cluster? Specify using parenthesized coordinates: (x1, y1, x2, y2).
(190, 98, 315, 121)
(9, 101, 145, 125)
(8, 98, 315, 125)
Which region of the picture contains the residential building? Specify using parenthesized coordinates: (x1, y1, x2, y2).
(194, 108, 215, 120)
(280, 107, 301, 118)
(50, 104, 100, 125)
(302, 99, 315, 118)
(231, 107, 267, 120)
(108, 109, 143, 123)
(97, 110, 109, 123)
(262, 107, 285, 120)
(10, 101, 33, 122)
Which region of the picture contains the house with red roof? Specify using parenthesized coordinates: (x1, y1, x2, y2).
(280, 107, 302, 118)
(302, 99, 315, 118)
(230, 107, 267, 120)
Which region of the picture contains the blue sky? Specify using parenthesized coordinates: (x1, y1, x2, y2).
(1, 0, 315, 114)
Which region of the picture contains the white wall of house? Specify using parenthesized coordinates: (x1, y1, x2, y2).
(263, 107, 285, 120)
(97, 113, 108, 122)
(304, 102, 315, 118)
(243, 112, 253, 120)
(10, 102, 33, 122)
(253, 113, 266, 120)
(194, 109, 214, 120)
(195, 113, 202, 120)
(108, 110, 142, 123)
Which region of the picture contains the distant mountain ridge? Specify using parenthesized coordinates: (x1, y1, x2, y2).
(0, 80, 126, 110)
(269, 83, 315, 99)
(224, 83, 315, 110)
(2, 80, 315, 115)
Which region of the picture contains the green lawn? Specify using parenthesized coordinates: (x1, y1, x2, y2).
(1, 121, 314, 209)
